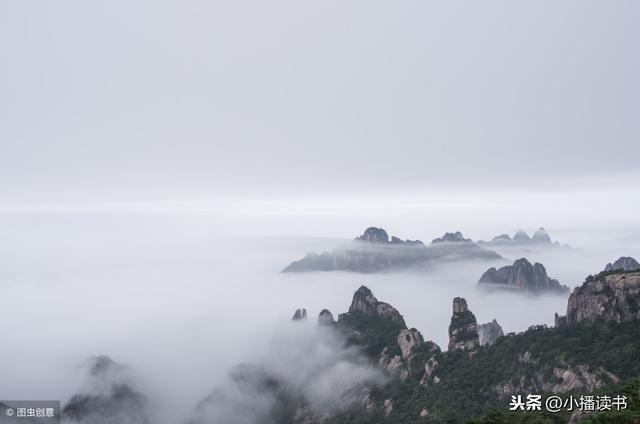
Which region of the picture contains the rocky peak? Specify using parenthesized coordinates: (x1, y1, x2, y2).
(513, 230, 531, 242)
(604, 256, 640, 272)
(478, 319, 504, 346)
(561, 271, 640, 325)
(356, 227, 390, 244)
(431, 231, 471, 244)
(532, 227, 552, 243)
(478, 258, 569, 294)
(317, 309, 335, 325)
(292, 309, 307, 321)
(448, 297, 479, 352)
(348, 286, 407, 327)
(452, 297, 469, 314)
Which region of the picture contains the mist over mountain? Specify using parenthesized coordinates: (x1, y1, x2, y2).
(2, 1, 640, 422)
(189, 267, 640, 423)
(283, 227, 501, 273)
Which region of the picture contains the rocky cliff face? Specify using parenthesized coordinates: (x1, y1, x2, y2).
(478, 319, 504, 346)
(447, 297, 480, 352)
(560, 270, 640, 324)
(478, 258, 569, 294)
(604, 256, 640, 272)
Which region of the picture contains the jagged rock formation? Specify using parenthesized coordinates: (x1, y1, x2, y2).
(356, 227, 390, 243)
(431, 231, 471, 244)
(345, 286, 406, 327)
(356, 227, 424, 245)
(283, 227, 501, 273)
(318, 309, 335, 325)
(478, 319, 504, 346)
(196, 277, 640, 424)
(63, 356, 149, 424)
(604, 256, 640, 272)
(557, 270, 640, 325)
(447, 298, 480, 352)
(291, 308, 307, 321)
(478, 258, 569, 294)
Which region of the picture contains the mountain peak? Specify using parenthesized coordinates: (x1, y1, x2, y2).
(292, 308, 308, 321)
(532, 227, 552, 243)
(604, 256, 640, 272)
(347, 286, 406, 327)
(448, 297, 479, 352)
(356, 227, 389, 243)
(431, 231, 471, 244)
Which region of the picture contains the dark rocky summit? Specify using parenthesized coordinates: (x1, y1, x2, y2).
(478, 319, 504, 346)
(317, 309, 335, 325)
(356, 227, 391, 243)
(556, 270, 640, 325)
(447, 297, 480, 352)
(63, 356, 149, 424)
(283, 227, 501, 273)
(291, 308, 307, 321)
(343, 285, 406, 327)
(478, 258, 569, 294)
(604, 256, 640, 272)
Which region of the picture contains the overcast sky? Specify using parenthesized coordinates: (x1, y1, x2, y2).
(1, 1, 638, 204)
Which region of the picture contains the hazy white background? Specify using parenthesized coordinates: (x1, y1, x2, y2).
(1, 0, 639, 423)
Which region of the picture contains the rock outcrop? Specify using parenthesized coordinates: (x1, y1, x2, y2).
(356, 227, 424, 245)
(346, 286, 406, 327)
(63, 356, 149, 424)
(478, 258, 569, 294)
(604, 256, 640, 272)
(356, 227, 390, 243)
(318, 309, 335, 325)
(447, 297, 479, 352)
(291, 308, 307, 321)
(560, 271, 640, 324)
(478, 319, 504, 346)
(282, 227, 501, 273)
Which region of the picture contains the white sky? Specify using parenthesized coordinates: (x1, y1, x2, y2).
(1, 0, 639, 205)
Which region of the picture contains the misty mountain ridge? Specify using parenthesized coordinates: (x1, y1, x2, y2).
(65, 265, 640, 423)
(186, 267, 640, 423)
(283, 227, 502, 273)
(478, 227, 570, 249)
